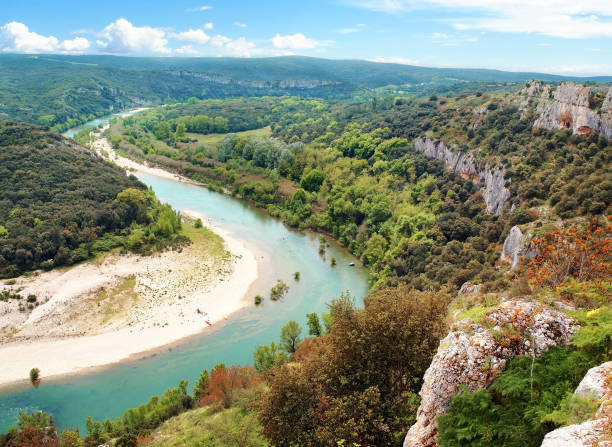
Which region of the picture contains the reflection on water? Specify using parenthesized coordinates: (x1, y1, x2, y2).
(0, 173, 368, 432)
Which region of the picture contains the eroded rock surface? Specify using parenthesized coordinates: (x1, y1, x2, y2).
(533, 82, 612, 138)
(458, 282, 481, 295)
(404, 300, 577, 447)
(500, 225, 533, 269)
(541, 361, 612, 447)
(413, 138, 510, 214)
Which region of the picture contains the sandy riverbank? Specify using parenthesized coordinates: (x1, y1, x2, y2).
(0, 131, 259, 388)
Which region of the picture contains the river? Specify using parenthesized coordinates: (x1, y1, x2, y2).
(0, 114, 369, 433)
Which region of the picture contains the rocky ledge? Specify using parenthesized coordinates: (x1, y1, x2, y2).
(500, 225, 535, 269)
(541, 361, 612, 446)
(413, 138, 510, 215)
(528, 81, 612, 138)
(404, 300, 577, 447)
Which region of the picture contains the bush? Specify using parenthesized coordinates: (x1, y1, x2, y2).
(437, 346, 598, 447)
(29, 368, 40, 383)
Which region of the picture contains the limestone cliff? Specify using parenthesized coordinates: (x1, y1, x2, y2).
(500, 225, 534, 269)
(531, 82, 612, 138)
(403, 300, 577, 447)
(413, 138, 510, 215)
(167, 71, 342, 89)
(541, 361, 612, 446)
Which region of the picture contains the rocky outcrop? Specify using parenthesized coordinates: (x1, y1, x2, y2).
(458, 282, 481, 295)
(500, 225, 534, 269)
(533, 82, 612, 138)
(413, 138, 511, 215)
(541, 361, 612, 447)
(404, 300, 577, 447)
(167, 71, 342, 89)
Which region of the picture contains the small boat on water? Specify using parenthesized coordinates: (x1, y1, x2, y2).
(349, 262, 355, 267)
(205, 320, 212, 327)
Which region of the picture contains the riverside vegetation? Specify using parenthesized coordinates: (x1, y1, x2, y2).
(1, 78, 611, 447)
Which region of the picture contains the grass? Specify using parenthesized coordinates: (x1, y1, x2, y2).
(180, 217, 225, 259)
(140, 404, 267, 447)
(94, 275, 139, 325)
(186, 126, 271, 148)
(456, 305, 496, 324)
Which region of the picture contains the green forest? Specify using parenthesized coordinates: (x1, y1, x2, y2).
(1, 74, 611, 447)
(0, 121, 183, 278)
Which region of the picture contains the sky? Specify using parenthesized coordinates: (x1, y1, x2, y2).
(1, 0, 611, 75)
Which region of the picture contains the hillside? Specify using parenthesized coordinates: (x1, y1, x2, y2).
(2, 54, 612, 131)
(0, 121, 181, 278)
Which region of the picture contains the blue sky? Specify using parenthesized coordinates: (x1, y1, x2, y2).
(1, 0, 611, 75)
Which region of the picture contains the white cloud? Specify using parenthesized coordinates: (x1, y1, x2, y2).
(0, 22, 91, 54)
(234, 21, 247, 28)
(203, 22, 214, 30)
(271, 33, 321, 49)
(367, 56, 420, 65)
(185, 5, 212, 12)
(97, 18, 170, 54)
(346, 1, 612, 38)
(59, 37, 91, 53)
(207, 35, 253, 56)
(172, 28, 211, 44)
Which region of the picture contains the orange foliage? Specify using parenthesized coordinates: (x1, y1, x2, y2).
(527, 218, 611, 288)
(199, 365, 260, 409)
(8, 426, 59, 447)
(136, 435, 154, 445)
(293, 337, 322, 363)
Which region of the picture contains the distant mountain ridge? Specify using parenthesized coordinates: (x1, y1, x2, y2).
(1, 54, 610, 130)
(2, 54, 611, 87)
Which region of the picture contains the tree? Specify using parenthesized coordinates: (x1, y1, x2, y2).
(306, 313, 322, 337)
(527, 219, 611, 288)
(253, 341, 287, 373)
(258, 286, 450, 446)
(301, 169, 324, 192)
(0, 225, 8, 239)
(29, 368, 40, 384)
(192, 369, 209, 402)
(110, 134, 122, 149)
(280, 321, 302, 354)
(199, 364, 259, 409)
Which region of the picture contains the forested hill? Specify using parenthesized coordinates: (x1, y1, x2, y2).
(0, 121, 182, 278)
(2, 54, 612, 131)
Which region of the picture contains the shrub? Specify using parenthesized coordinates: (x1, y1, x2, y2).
(29, 368, 40, 383)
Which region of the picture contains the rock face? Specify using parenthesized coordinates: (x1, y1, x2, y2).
(167, 71, 342, 89)
(500, 225, 533, 269)
(541, 361, 612, 447)
(404, 300, 577, 447)
(458, 282, 481, 295)
(413, 138, 511, 214)
(533, 82, 612, 138)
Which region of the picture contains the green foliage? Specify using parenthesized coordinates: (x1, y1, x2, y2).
(437, 346, 600, 447)
(85, 380, 193, 443)
(0, 122, 162, 277)
(280, 320, 303, 354)
(253, 341, 287, 373)
(572, 306, 612, 361)
(270, 280, 289, 301)
(258, 286, 450, 446)
(0, 226, 7, 239)
(306, 312, 323, 336)
(192, 369, 209, 402)
(29, 368, 40, 383)
(16, 410, 53, 431)
(254, 294, 263, 306)
(301, 169, 324, 192)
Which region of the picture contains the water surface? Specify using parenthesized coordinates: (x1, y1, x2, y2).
(0, 172, 368, 432)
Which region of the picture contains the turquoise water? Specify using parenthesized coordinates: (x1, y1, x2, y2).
(61, 108, 147, 138)
(0, 172, 369, 433)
